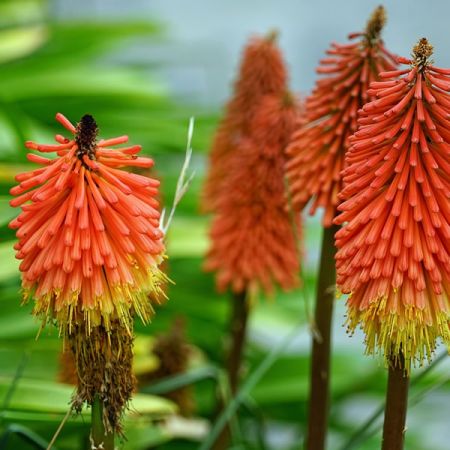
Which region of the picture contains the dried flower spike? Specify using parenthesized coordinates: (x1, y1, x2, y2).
(335, 38, 450, 371)
(286, 5, 397, 226)
(205, 92, 301, 295)
(203, 31, 287, 212)
(138, 318, 194, 416)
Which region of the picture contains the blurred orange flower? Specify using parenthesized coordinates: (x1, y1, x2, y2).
(205, 92, 301, 295)
(286, 6, 397, 227)
(335, 38, 450, 370)
(203, 32, 287, 212)
(9, 113, 166, 335)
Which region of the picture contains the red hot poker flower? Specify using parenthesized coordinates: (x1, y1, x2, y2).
(9, 113, 166, 336)
(231, 30, 287, 128)
(203, 32, 288, 212)
(335, 38, 450, 371)
(205, 93, 301, 295)
(286, 6, 397, 227)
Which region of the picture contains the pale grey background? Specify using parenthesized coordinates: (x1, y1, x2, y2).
(54, 0, 450, 106)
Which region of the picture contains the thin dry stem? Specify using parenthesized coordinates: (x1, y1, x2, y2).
(160, 117, 196, 235)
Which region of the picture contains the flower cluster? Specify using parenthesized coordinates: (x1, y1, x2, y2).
(335, 38, 450, 370)
(9, 113, 166, 431)
(203, 32, 288, 213)
(9, 113, 165, 335)
(204, 31, 301, 295)
(205, 92, 301, 295)
(286, 6, 397, 226)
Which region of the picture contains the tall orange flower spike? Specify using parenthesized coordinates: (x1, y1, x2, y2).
(335, 38, 450, 371)
(205, 92, 301, 295)
(9, 113, 166, 335)
(286, 6, 397, 227)
(202, 31, 287, 212)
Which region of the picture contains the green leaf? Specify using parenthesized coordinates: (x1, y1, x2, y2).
(141, 365, 221, 395)
(120, 422, 171, 449)
(0, 423, 51, 450)
(199, 323, 303, 450)
(0, 196, 15, 226)
(166, 216, 209, 258)
(0, 376, 176, 418)
(0, 25, 47, 64)
(0, 241, 19, 283)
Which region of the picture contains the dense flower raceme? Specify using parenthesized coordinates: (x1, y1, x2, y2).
(9, 113, 166, 335)
(286, 6, 397, 227)
(203, 31, 288, 212)
(205, 93, 301, 295)
(335, 39, 450, 370)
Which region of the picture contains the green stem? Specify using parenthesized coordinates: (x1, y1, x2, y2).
(305, 225, 339, 450)
(381, 353, 409, 450)
(91, 396, 114, 450)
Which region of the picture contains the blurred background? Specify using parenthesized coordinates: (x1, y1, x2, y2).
(0, 1, 450, 449)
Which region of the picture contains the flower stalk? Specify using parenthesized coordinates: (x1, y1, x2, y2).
(305, 224, 339, 450)
(91, 395, 114, 450)
(227, 290, 249, 394)
(381, 353, 409, 450)
(212, 291, 249, 450)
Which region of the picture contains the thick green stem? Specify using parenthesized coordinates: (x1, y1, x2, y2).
(381, 353, 409, 450)
(305, 225, 339, 450)
(91, 396, 114, 450)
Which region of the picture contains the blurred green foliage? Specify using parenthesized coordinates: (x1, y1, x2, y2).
(0, 1, 449, 449)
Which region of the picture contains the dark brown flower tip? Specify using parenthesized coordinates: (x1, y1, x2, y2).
(266, 29, 279, 43)
(365, 5, 386, 44)
(282, 90, 295, 106)
(412, 37, 434, 70)
(76, 114, 98, 161)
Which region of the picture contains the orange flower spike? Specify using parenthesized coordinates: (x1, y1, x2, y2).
(9, 113, 166, 335)
(334, 38, 450, 371)
(231, 30, 287, 128)
(205, 92, 301, 296)
(285, 6, 397, 227)
(203, 31, 287, 212)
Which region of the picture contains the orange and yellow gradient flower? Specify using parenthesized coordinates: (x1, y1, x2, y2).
(9, 113, 166, 431)
(335, 39, 450, 371)
(286, 6, 397, 227)
(9, 113, 166, 336)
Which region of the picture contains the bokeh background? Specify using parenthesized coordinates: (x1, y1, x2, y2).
(0, 1, 449, 449)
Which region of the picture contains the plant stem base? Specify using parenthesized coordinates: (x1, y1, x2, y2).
(213, 290, 249, 450)
(382, 354, 409, 450)
(91, 396, 115, 450)
(227, 290, 249, 394)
